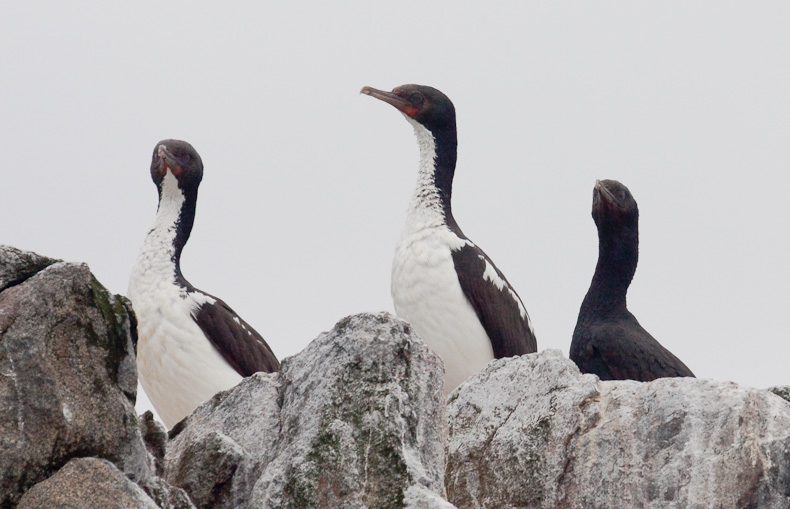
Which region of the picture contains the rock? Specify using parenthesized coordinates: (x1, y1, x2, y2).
(17, 457, 160, 509)
(446, 349, 790, 509)
(140, 410, 169, 476)
(0, 247, 195, 509)
(169, 429, 245, 508)
(165, 372, 281, 509)
(252, 312, 449, 508)
(166, 312, 454, 509)
(768, 386, 790, 404)
(0, 252, 152, 507)
(137, 475, 197, 509)
(0, 245, 58, 292)
(7, 243, 789, 509)
(138, 411, 197, 509)
(403, 485, 459, 509)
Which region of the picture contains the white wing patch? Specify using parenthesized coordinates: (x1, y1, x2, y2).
(190, 292, 216, 306)
(480, 256, 534, 333)
(187, 291, 217, 318)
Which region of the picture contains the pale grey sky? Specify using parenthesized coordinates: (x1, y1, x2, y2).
(2, 2, 788, 420)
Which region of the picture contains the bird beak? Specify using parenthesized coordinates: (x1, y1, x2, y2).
(156, 145, 182, 177)
(594, 179, 625, 216)
(360, 86, 417, 116)
(593, 179, 609, 211)
(594, 179, 614, 202)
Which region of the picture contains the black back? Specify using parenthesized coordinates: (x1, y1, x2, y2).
(451, 243, 537, 357)
(182, 281, 280, 376)
(570, 180, 694, 381)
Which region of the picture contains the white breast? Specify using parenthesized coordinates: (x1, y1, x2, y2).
(392, 225, 494, 396)
(127, 172, 241, 429)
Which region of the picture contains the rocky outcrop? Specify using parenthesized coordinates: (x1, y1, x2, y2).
(165, 312, 451, 509)
(0, 248, 142, 506)
(0, 246, 191, 509)
(446, 349, 790, 509)
(4, 244, 790, 509)
(0, 246, 453, 508)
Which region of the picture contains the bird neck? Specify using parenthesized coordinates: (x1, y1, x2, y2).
(580, 225, 639, 317)
(147, 172, 198, 281)
(404, 117, 459, 231)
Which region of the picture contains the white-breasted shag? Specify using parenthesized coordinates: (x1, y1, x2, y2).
(362, 85, 537, 395)
(128, 139, 278, 428)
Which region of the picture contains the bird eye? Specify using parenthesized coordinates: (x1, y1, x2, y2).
(410, 92, 424, 105)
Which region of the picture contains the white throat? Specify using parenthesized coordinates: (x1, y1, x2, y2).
(404, 117, 446, 230)
(134, 171, 185, 284)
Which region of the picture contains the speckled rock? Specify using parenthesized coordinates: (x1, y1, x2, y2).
(0, 246, 193, 509)
(446, 349, 790, 509)
(166, 312, 454, 509)
(164, 372, 280, 509)
(253, 312, 449, 509)
(0, 255, 149, 507)
(140, 410, 169, 477)
(769, 386, 790, 405)
(0, 245, 58, 292)
(403, 485, 460, 509)
(16, 457, 160, 509)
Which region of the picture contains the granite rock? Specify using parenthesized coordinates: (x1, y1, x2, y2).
(0, 254, 149, 506)
(0, 246, 191, 509)
(447, 349, 790, 509)
(166, 312, 453, 509)
(7, 243, 790, 509)
(0, 245, 58, 292)
(768, 386, 790, 405)
(17, 457, 160, 509)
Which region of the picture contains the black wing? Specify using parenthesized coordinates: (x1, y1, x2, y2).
(190, 290, 279, 376)
(571, 314, 694, 381)
(451, 243, 537, 358)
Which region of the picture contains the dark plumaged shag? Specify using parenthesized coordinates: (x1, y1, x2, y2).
(570, 179, 694, 381)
